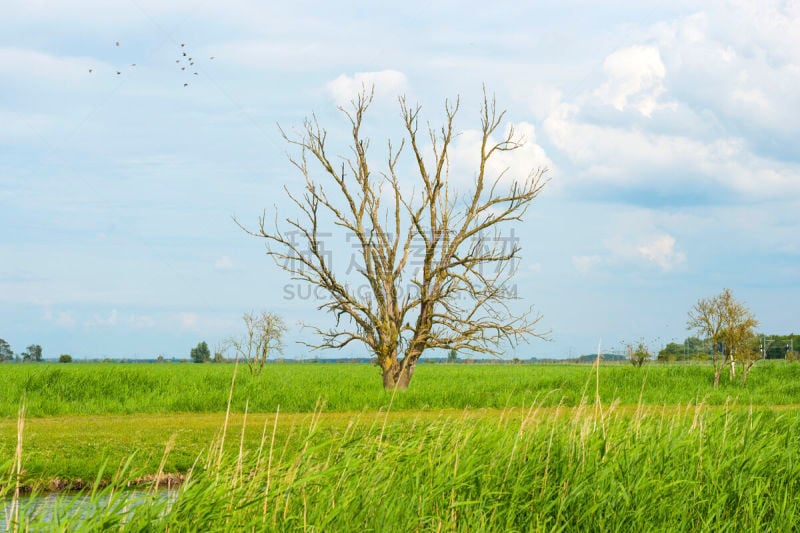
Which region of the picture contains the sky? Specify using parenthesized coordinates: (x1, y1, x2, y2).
(1, 0, 799, 360)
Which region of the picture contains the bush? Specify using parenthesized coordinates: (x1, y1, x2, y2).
(58, 354, 73, 363)
(627, 342, 651, 367)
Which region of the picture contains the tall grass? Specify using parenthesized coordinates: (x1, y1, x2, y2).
(4, 399, 800, 530)
(2, 362, 800, 417)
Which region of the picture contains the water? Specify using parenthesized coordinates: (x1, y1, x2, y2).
(1, 488, 177, 529)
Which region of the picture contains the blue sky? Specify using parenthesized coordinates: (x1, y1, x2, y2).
(2, 0, 798, 360)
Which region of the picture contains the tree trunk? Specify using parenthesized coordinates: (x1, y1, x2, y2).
(382, 362, 414, 391)
(742, 361, 754, 385)
(713, 366, 721, 388)
(728, 357, 736, 381)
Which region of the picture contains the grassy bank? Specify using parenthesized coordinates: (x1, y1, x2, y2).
(2, 361, 800, 417)
(4, 402, 800, 530)
(3, 362, 800, 529)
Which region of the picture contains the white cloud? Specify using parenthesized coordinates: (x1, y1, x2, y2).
(596, 45, 672, 117)
(538, 2, 800, 204)
(522, 85, 563, 122)
(214, 255, 234, 271)
(0, 47, 96, 82)
(571, 224, 687, 274)
(212, 39, 336, 70)
(84, 309, 119, 328)
(55, 311, 77, 328)
(177, 312, 198, 330)
(173, 311, 238, 334)
(128, 314, 157, 329)
(573, 255, 601, 274)
(543, 100, 800, 198)
(325, 70, 408, 106)
(447, 121, 555, 189)
(0, 110, 54, 142)
(636, 234, 686, 271)
(650, 5, 800, 138)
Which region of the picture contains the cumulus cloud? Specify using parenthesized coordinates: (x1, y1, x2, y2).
(544, 84, 800, 202)
(636, 234, 686, 271)
(596, 45, 672, 117)
(325, 70, 407, 106)
(539, 2, 800, 205)
(571, 230, 686, 274)
(651, 7, 800, 138)
(446, 121, 554, 189)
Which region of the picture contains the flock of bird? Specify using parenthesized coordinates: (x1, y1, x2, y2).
(88, 41, 215, 87)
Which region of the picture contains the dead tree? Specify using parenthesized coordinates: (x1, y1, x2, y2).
(246, 89, 547, 390)
(227, 311, 286, 375)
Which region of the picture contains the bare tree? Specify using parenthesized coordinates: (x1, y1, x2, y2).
(213, 341, 228, 363)
(227, 311, 287, 375)
(687, 288, 758, 387)
(243, 89, 547, 390)
(626, 342, 650, 368)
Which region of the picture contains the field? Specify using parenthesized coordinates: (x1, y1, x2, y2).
(2, 361, 800, 530)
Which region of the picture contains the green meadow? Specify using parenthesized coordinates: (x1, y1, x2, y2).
(2, 362, 800, 530)
(3, 361, 800, 417)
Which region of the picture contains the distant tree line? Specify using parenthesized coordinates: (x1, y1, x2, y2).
(0, 339, 44, 362)
(657, 334, 796, 362)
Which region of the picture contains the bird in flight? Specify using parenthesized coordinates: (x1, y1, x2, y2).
(115, 41, 120, 47)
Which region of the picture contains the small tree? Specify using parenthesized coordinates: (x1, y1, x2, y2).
(0, 339, 13, 362)
(447, 349, 458, 364)
(190, 341, 211, 363)
(627, 342, 651, 367)
(687, 288, 758, 387)
(213, 342, 227, 363)
(738, 338, 763, 384)
(58, 354, 73, 363)
(22, 344, 43, 362)
(227, 311, 286, 375)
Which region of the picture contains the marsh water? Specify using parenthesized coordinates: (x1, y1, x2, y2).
(1, 488, 177, 528)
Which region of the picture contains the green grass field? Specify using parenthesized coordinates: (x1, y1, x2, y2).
(3, 361, 800, 417)
(2, 361, 800, 530)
